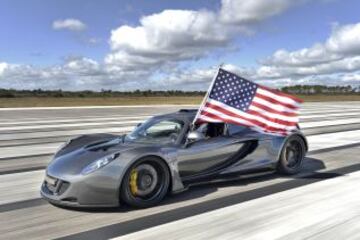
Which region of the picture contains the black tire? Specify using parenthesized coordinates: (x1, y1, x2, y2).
(120, 157, 170, 208)
(277, 135, 306, 175)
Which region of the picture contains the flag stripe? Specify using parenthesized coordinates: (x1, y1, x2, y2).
(194, 68, 301, 136)
(257, 87, 300, 107)
(248, 105, 299, 122)
(250, 102, 298, 117)
(260, 85, 303, 103)
(204, 100, 296, 132)
(197, 114, 223, 123)
(256, 90, 298, 110)
(199, 109, 288, 136)
(246, 109, 297, 126)
(253, 96, 298, 114)
(205, 100, 296, 130)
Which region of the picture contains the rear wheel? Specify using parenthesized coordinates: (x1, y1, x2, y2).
(120, 157, 170, 208)
(277, 135, 306, 175)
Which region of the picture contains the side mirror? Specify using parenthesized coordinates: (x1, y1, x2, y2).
(186, 131, 205, 144)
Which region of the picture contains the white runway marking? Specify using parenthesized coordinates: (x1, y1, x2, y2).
(300, 109, 360, 115)
(0, 114, 150, 122)
(0, 120, 143, 132)
(0, 126, 134, 141)
(307, 129, 360, 151)
(0, 170, 43, 205)
(0, 102, 360, 239)
(0, 104, 197, 111)
(0, 143, 61, 159)
(0, 109, 357, 131)
(0, 127, 358, 205)
(0, 115, 151, 126)
(113, 170, 360, 240)
(301, 118, 360, 128)
(2, 117, 359, 159)
(300, 111, 360, 119)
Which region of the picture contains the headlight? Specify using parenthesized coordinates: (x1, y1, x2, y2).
(81, 153, 119, 175)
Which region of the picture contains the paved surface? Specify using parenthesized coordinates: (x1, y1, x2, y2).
(115, 170, 360, 240)
(0, 102, 359, 240)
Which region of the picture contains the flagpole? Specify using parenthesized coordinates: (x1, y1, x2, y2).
(191, 65, 222, 128)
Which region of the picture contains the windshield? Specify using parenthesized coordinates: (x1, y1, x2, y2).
(125, 118, 185, 144)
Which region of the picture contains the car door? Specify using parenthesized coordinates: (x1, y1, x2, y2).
(177, 134, 248, 178)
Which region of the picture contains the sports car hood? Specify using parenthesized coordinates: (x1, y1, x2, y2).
(47, 133, 147, 177)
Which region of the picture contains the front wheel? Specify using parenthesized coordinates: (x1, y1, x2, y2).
(277, 135, 306, 175)
(120, 157, 170, 208)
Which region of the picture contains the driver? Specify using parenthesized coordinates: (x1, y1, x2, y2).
(195, 122, 225, 138)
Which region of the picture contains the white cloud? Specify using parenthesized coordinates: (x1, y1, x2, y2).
(0, 57, 158, 91)
(220, 0, 295, 24)
(257, 55, 360, 78)
(105, 9, 230, 72)
(2, 0, 338, 91)
(262, 22, 360, 67)
(167, 21, 360, 88)
(151, 64, 256, 90)
(52, 19, 87, 31)
(0, 62, 8, 76)
(325, 22, 360, 55)
(255, 22, 360, 83)
(63, 57, 104, 76)
(342, 72, 360, 82)
(105, 0, 298, 74)
(0, 58, 102, 90)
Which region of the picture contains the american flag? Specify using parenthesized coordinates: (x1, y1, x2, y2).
(194, 68, 303, 136)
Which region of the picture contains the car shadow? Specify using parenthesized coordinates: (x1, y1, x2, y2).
(61, 157, 328, 213)
(164, 157, 327, 196)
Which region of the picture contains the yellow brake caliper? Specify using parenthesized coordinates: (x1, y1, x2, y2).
(130, 169, 138, 196)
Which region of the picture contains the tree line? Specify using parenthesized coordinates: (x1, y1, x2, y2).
(0, 85, 359, 98)
(280, 85, 360, 94)
(0, 89, 206, 98)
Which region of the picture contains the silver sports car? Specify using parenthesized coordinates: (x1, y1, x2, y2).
(41, 109, 307, 208)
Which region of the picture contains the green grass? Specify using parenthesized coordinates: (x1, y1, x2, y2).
(0, 95, 359, 108)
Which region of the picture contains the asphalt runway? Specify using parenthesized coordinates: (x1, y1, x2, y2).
(0, 102, 359, 239)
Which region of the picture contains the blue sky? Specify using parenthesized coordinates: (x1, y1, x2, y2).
(0, 0, 219, 65)
(0, 0, 360, 90)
